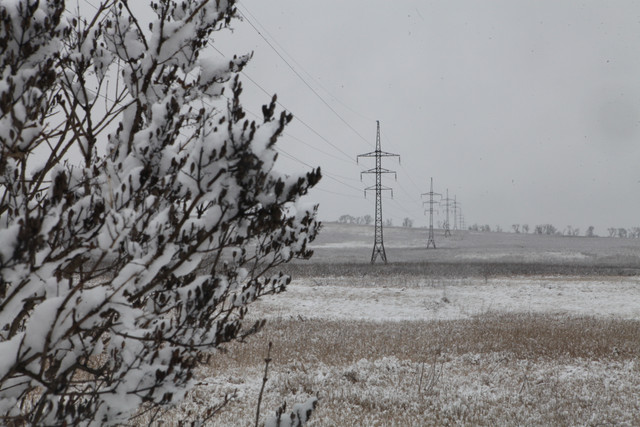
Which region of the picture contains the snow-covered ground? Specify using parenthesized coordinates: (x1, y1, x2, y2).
(158, 224, 640, 426)
(269, 223, 640, 322)
(251, 275, 640, 321)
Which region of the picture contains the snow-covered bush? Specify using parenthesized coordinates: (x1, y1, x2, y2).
(265, 397, 318, 427)
(0, 0, 320, 425)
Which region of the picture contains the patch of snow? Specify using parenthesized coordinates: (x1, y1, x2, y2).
(250, 276, 640, 322)
(310, 241, 371, 249)
(457, 251, 591, 261)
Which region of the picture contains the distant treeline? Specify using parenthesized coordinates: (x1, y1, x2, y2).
(470, 224, 640, 238)
(338, 214, 373, 225)
(337, 214, 414, 228)
(338, 215, 639, 238)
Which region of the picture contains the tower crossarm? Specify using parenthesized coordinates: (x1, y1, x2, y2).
(363, 185, 394, 199)
(360, 168, 397, 180)
(357, 151, 401, 160)
(421, 192, 441, 200)
(357, 120, 399, 264)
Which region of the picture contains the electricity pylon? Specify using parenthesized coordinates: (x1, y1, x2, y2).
(452, 196, 460, 230)
(457, 207, 465, 231)
(441, 189, 453, 237)
(421, 177, 441, 249)
(358, 121, 400, 264)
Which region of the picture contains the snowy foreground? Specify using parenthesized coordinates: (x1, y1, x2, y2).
(149, 273, 640, 426)
(147, 226, 640, 426)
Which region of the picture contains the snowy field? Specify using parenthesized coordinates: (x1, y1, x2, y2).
(149, 223, 640, 426)
(251, 275, 640, 322)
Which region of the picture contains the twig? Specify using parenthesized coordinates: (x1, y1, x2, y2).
(418, 356, 443, 397)
(417, 361, 425, 395)
(255, 341, 273, 427)
(518, 360, 531, 398)
(200, 391, 236, 425)
(519, 374, 528, 395)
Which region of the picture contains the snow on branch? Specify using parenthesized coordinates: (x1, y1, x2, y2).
(0, 1, 320, 425)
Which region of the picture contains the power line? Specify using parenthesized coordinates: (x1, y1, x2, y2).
(236, 1, 377, 124)
(60, 3, 368, 210)
(209, 24, 421, 214)
(91, 50, 363, 201)
(235, 5, 375, 149)
(394, 178, 423, 206)
(210, 41, 358, 164)
(75, 6, 388, 217)
(276, 147, 363, 194)
(206, 44, 372, 202)
(389, 198, 421, 220)
(236, 104, 365, 190)
(283, 132, 354, 166)
(313, 186, 363, 199)
(380, 130, 424, 196)
(207, 78, 356, 174)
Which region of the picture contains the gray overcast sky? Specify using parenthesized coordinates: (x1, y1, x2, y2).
(213, 0, 640, 234)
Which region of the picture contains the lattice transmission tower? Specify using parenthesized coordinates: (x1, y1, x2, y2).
(452, 196, 460, 230)
(440, 189, 453, 237)
(358, 121, 400, 264)
(421, 177, 441, 249)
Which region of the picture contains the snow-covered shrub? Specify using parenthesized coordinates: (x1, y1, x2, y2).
(265, 397, 318, 427)
(0, 0, 320, 425)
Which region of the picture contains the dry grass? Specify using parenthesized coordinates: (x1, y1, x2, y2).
(217, 314, 640, 369)
(283, 260, 640, 279)
(151, 313, 640, 426)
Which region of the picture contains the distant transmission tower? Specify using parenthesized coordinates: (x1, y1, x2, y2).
(358, 121, 400, 264)
(421, 177, 441, 249)
(441, 189, 453, 237)
(452, 196, 460, 230)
